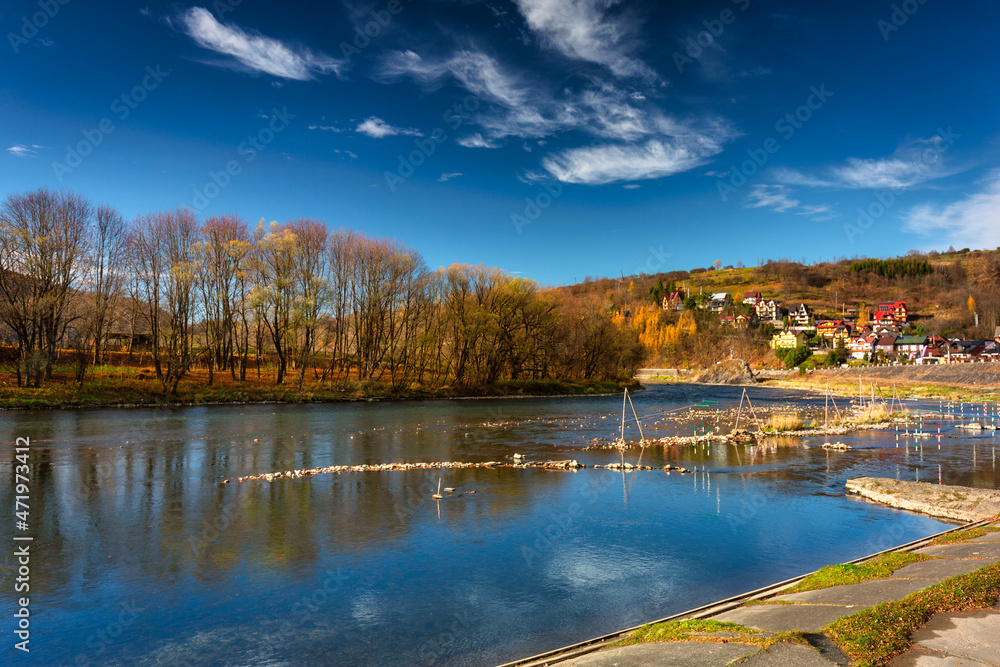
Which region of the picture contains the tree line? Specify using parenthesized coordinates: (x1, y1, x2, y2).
(0, 188, 639, 392)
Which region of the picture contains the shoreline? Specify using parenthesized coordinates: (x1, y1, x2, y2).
(0, 378, 641, 412)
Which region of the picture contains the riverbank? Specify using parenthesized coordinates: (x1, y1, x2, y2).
(0, 369, 639, 410)
(505, 515, 1000, 667)
(848, 477, 1000, 522)
(759, 363, 1000, 402)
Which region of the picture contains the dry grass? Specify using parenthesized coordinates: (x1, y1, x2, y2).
(764, 413, 805, 432)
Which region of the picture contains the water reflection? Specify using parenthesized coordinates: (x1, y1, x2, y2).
(0, 386, 991, 665)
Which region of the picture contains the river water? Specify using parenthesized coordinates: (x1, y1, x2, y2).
(2, 383, 998, 665)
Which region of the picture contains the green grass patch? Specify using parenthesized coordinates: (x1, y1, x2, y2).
(614, 620, 812, 651)
(827, 561, 1000, 666)
(781, 551, 931, 595)
(930, 525, 1000, 545)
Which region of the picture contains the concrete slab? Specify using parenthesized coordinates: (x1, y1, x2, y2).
(560, 641, 758, 666)
(732, 642, 839, 666)
(892, 645, 998, 666)
(915, 543, 1000, 559)
(890, 558, 999, 580)
(908, 609, 1000, 666)
(771, 578, 934, 606)
(970, 531, 1000, 543)
(713, 604, 866, 633)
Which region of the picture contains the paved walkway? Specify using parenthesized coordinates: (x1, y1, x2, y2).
(554, 527, 1000, 666)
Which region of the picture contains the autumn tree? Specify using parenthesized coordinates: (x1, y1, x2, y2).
(0, 188, 92, 386)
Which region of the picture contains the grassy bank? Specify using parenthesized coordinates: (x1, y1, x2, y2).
(0, 365, 638, 409)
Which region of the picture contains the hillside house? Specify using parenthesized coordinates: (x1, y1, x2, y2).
(848, 336, 876, 360)
(662, 291, 686, 311)
(816, 320, 852, 344)
(755, 298, 781, 322)
(875, 335, 898, 357)
(895, 335, 928, 358)
(743, 291, 763, 306)
(735, 314, 752, 329)
(791, 303, 810, 326)
(771, 331, 806, 349)
(709, 292, 731, 313)
(877, 301, 908, 324)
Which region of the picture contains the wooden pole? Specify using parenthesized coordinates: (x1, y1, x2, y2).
(620, 388, 627, 444)
(734, 389, 746, 432)
(745, 391, 764, 432)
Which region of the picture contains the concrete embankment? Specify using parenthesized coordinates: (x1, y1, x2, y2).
(847, 476, 1000, 522)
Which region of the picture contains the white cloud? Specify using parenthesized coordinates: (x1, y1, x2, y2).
(457, 133, 499, 149)
(355, 116, 422, 138)
(7, 144, 42, 158)
(379, 50, 527, 107)
(308, 124, 343, 132)
(514, 0, 656, 79)
(542, 134, 727, 185)
(180, 7, 344, 80)
(437, 172, 463, 182)
(379, 47, 730, 184)
(903, 170, 1000, 248)
(747, 184, 799, 212)
(746, 185, 837, 220)
(623, 184, 640, 189)
(773, 134, 960, 191)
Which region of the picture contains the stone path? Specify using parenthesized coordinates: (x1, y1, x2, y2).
(549, 525, 1000, 667)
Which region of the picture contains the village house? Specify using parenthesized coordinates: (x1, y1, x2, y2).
(875, 335, 898, 358)
(848, 335, 876, 360)
(771, 330, 807, 349)
(755, 298, 781, 322)
(894, 335, 928, 359)
(791, 303, 810, 327)
(742, 291, 763, 306)
(661, 291, 686, 311)
(816, 320, 852, 345)
(709, 292, 731, 313)
(735, 313, 752, 329)
(877, 301, 908, 324)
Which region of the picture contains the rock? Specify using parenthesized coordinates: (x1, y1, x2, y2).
(694, 359, 758, 385)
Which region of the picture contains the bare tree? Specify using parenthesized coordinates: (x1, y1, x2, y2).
(89, 204, 128, 365)
(0, 188, 91, 386)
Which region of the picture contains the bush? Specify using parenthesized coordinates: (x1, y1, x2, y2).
(784, 344, 812, 369)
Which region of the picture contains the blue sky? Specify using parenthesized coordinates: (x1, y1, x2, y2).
(2, 0, 999, 285)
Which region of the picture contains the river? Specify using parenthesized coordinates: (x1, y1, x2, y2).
(2, 383, 997, 665)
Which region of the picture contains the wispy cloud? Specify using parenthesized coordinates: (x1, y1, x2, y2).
(746, 184, 837, 220)
(513, 0, 656, 79)
(774, 134, 960, 190)
(379, 50, 527, 107)
(308, 124, 343, 132)
(379, 47, 729, 184)
(437, 172, 463, 182)
(542, 133, 729, 185)
(457, 133, 499, 148)
(355, 116, 422, 138)
(180, 7, 344, 80)
(7, 144, 43, 158)
(903, 170, 1000, 248)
